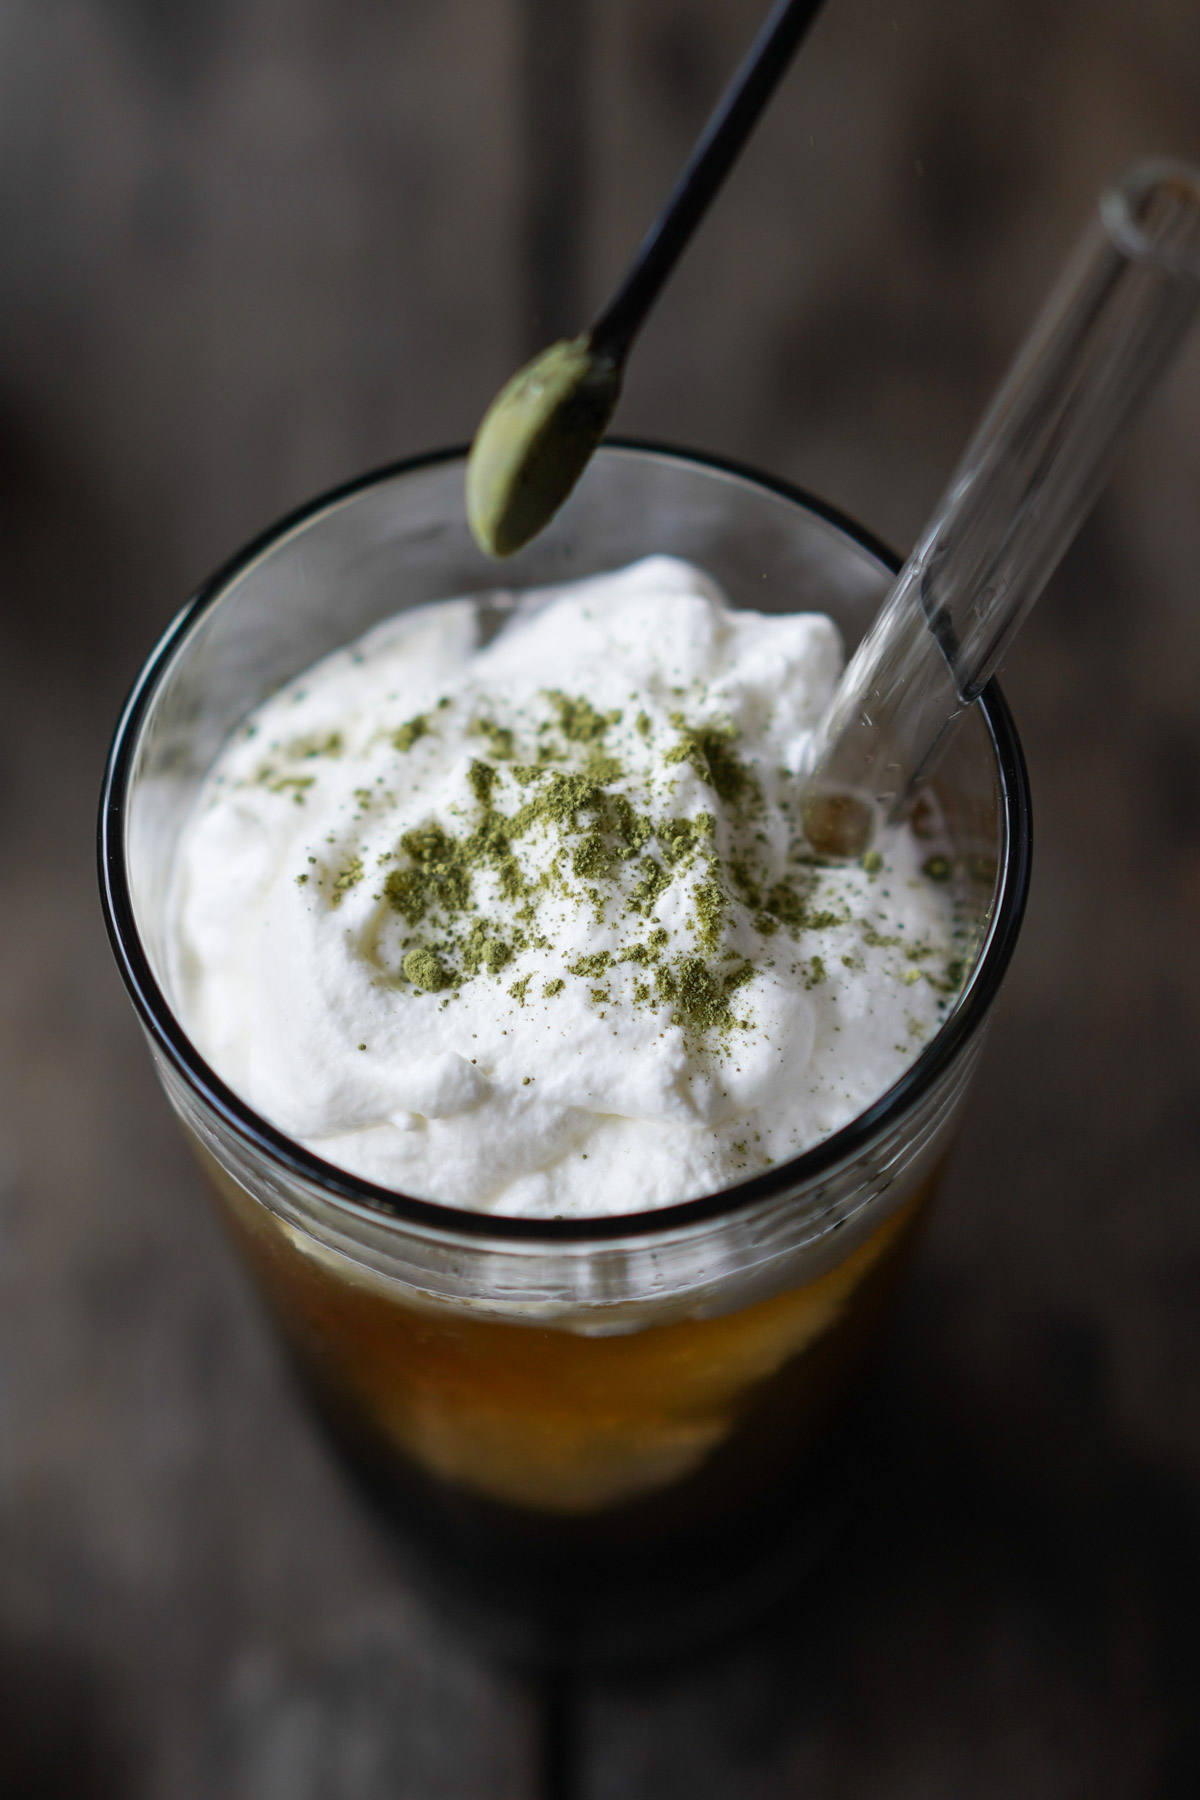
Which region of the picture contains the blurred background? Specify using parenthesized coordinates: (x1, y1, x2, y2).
(2, 0, 1200, 1793)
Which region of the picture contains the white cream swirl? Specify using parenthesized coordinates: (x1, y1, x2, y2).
(169, 558, 964, 1215)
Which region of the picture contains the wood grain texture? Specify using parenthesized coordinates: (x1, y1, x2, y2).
(1, 0, 1200, 1792)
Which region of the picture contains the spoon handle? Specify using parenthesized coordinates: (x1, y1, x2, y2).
(591, 0, 829, 358)
(802, 159, 1200, 856)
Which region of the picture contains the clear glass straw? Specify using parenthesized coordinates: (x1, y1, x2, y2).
(801, 159, 1200, 859)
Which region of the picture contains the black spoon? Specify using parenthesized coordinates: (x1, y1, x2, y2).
(466, 0, 829, 557)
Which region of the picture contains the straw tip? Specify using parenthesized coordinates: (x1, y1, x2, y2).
(1102, 158, 1200, 282)
(800, 789, 877, 861)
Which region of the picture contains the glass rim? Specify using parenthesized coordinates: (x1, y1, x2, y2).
(98, 440, 1032, 1247)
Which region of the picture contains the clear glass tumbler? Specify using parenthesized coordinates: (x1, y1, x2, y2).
(99, 446, 1030, 1660)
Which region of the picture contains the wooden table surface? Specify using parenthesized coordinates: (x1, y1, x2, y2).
(2, 2, 1200, 1793)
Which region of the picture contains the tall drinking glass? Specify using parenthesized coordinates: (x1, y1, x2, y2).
(99, 446, 1030, 1661)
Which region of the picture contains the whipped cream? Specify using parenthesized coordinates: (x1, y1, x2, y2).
(169, 557, 965, 1216)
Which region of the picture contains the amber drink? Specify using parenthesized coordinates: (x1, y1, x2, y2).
(100, 448, 1029, 1651)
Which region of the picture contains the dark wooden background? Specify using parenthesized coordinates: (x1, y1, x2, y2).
(2, 1, 1200, 1793)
